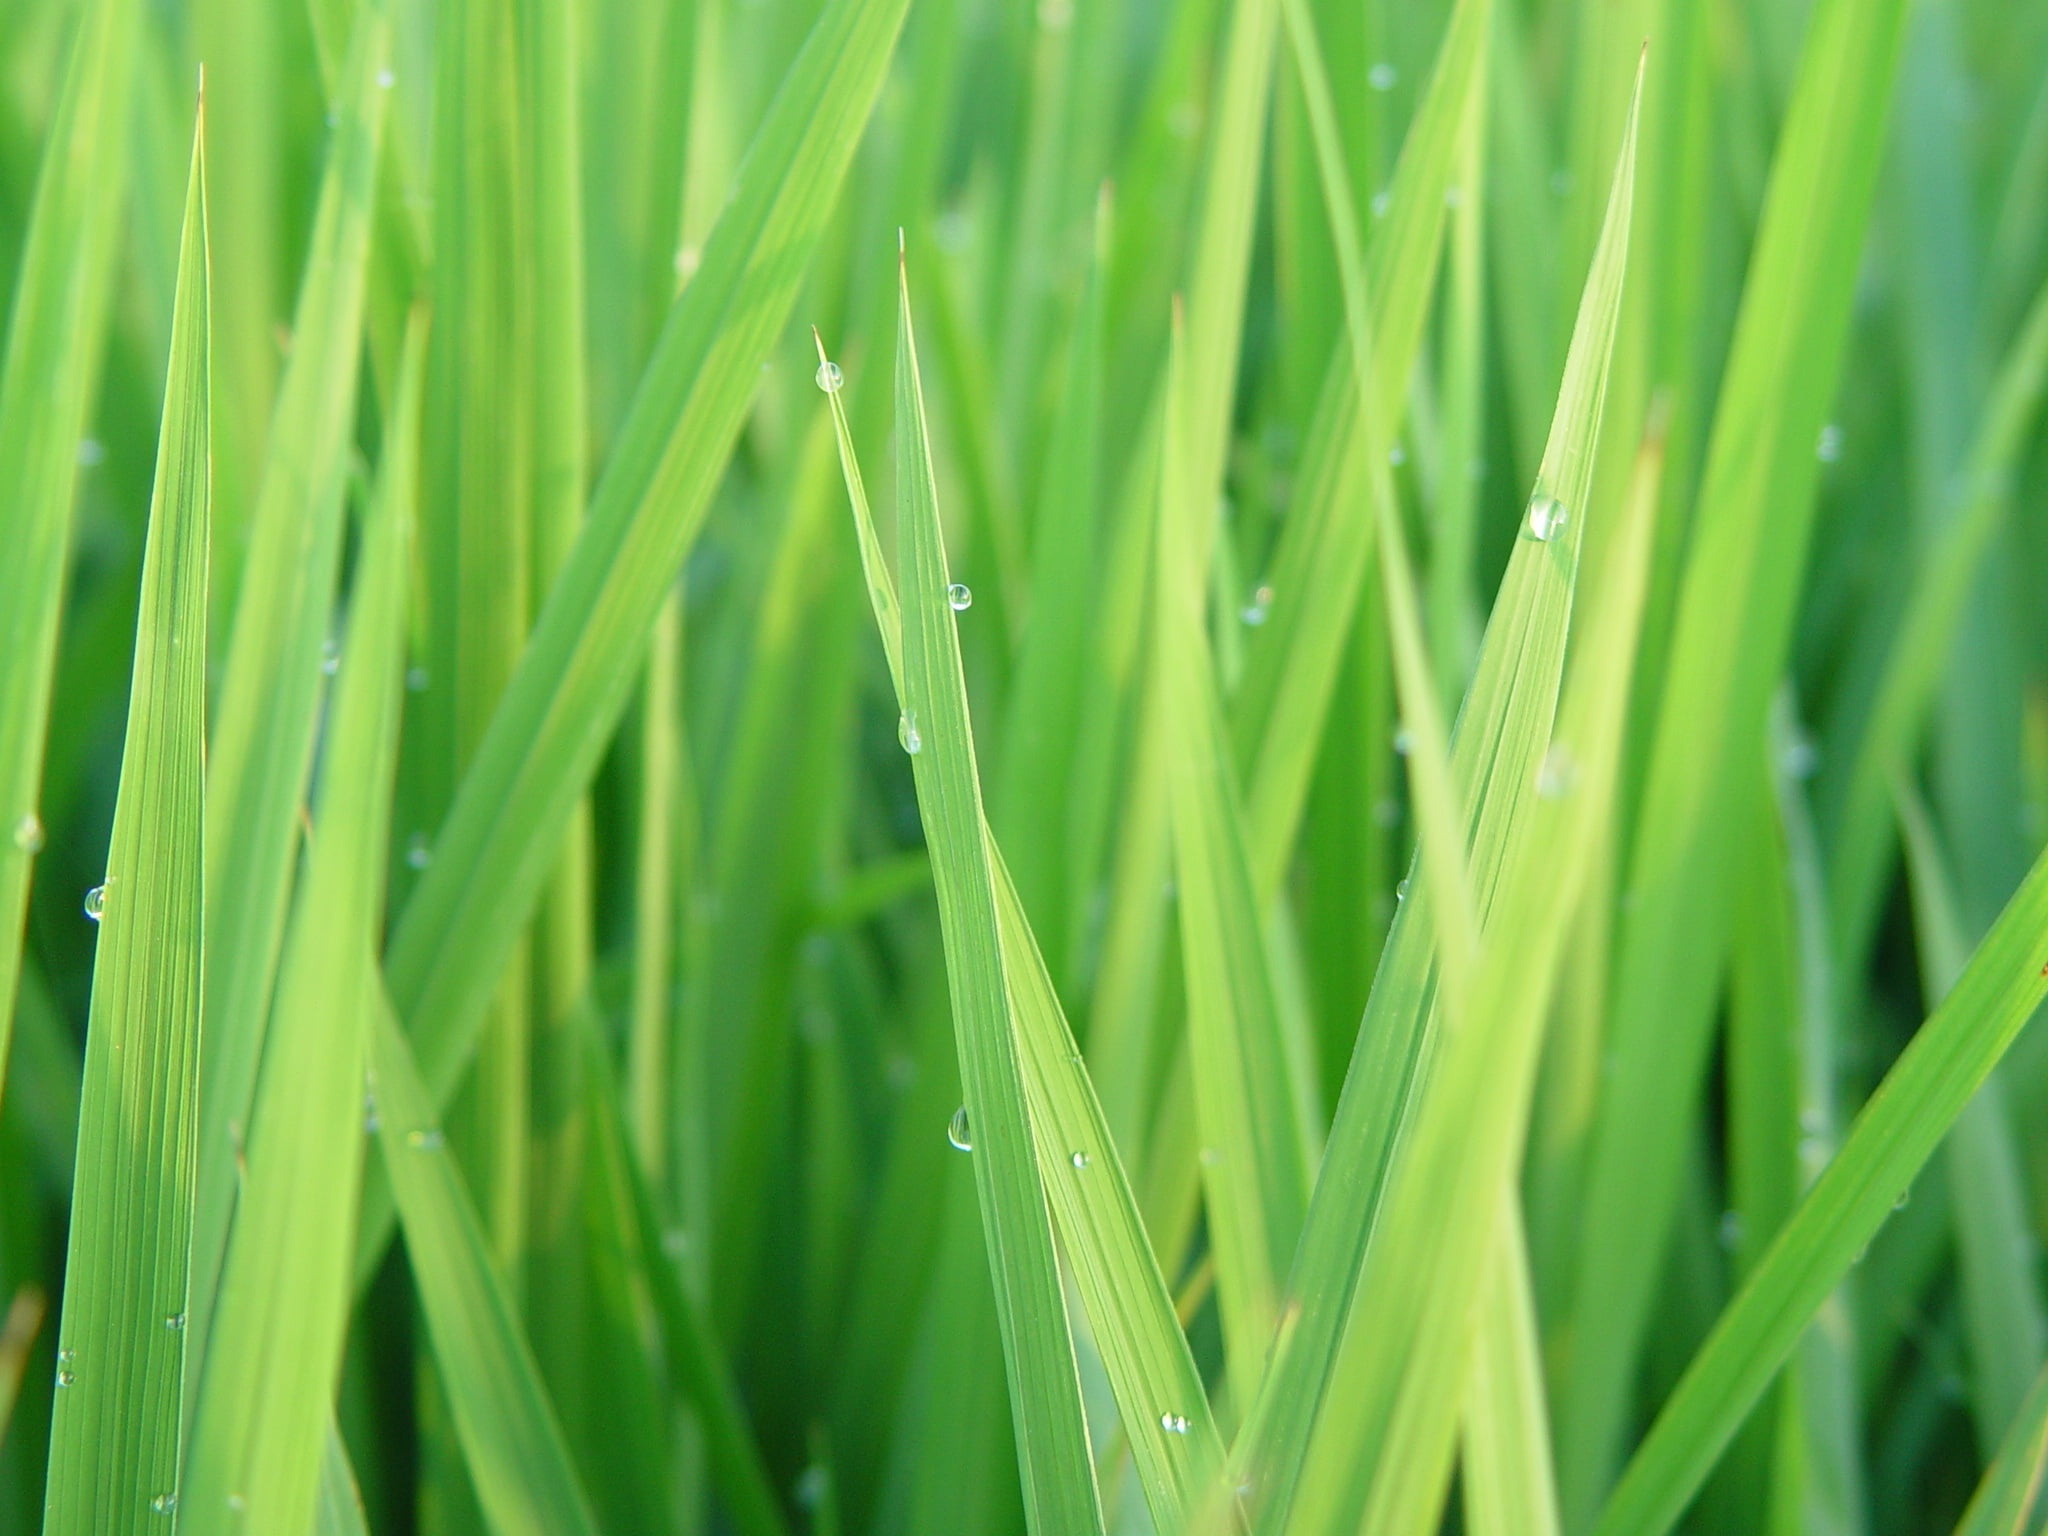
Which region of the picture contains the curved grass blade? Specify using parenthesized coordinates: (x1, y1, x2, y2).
(1557, 0, 1914, 1507)
(893, 249, 1105, 1536)
(1588, 845, 2048, 1536)
(0, 0, 137, 1098)
(366, 989, 602, 1536)
(180, 310, 420, 1536)
(1949, 1363, 2048, 1536)
(42, 96, 208, 1536)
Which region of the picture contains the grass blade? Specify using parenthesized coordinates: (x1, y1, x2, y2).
(41, 94, 208, 1534)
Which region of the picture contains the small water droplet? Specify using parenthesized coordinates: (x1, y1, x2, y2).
(407, 1128, 444, 1151)
(406, 665, 430, 693)
(12, 813, 44, 853)
(164, 1312, 185, 1331)
(793, 1465, 829, 1508)
(150, 1493, 178, 1515)
(84, 884, 106, 921)
(815, 359, 844, 394)
(1370, 190, 1391, 219)
(662, 1227, 691, 1260)
(1549, 168, 1573, 198)
(1892, 1186, 1911, 1213)
(77, 437, 105, 467)
(320, 639, 340, 676)
(56, 1350, 76, 1387)
(1535, 745, 1577, 799)
(1816, 423, 1843, 463)
(674, 245, 700, 280)
(898, 710, 922, 755)
(1388, 443, 1406, 467)
(227, 1493, 246, 1513)
(1393, 727, 1413, 756)
(1070, 1151, 1091, 1170)
(1367, 61, 1397, 91)
(1526, 496, 1567, 542)
(406, 832, 430, 870)
(1444, 185, 1465, 209)
(1240, 583, 1274, 625)
(1717, 1210, 1744, 1251)
(947, 583, 973, 612)
(1160, 1412, 1191, 1435)
(376, 67, 395, 89)
(1037, 0, 1073, 29)
(946, 1106, 972, 1152)
(1198, 1146, 1221, 1167)
(1780, 735, 1819, 780)
(1394, 879, 1409, 902)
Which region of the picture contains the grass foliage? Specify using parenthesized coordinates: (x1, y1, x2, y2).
(2, 0, 2048, 1532)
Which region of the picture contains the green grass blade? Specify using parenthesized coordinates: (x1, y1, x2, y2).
(1461, 1202, 1563, 1536)
(1555, 0, 1914, 1508)
(1588, 846, 2048, 1536)
(1949, 1363, 2048, 1536)
(312, 1419, 372, 1536)
(192, 5, 390, 1367)
(893, 248, 1105, 1536)
(180, 308, 420, 1536)
(0, 0, 136, 1097)
(366, 989, 602, 1536)
(41, 95, 207, 1534)
(367, 0, 912, 1233)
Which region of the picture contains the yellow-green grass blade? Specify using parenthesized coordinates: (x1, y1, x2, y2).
(1555, 0, 1915, 1511)
(312, 1419, 371, 1536)
(821, 327, 1225, 1534)
(1460, 1202, 1563, 1536)
(42, 97, 207, 1534)
(1156, 301, 1314, 1403)
(192, 4, 390, 1370)
(363, 0, 913, 1268)
(1234, 48, 1638, 1530)
(892, 250, 1106, 1536)
(1233, 0, 1488, 889)
(0, 0, 136, 1100)
(179, 309, 419, 1536)
(1282, 366, 1658, 1536)
(1822, 274, 2048, 990)
(1588, 873, 2048, 1536)
(1949, 1363, 2048, 1536)
(1894, 782, 2047, 1454)
(366, 989, 601, 1536)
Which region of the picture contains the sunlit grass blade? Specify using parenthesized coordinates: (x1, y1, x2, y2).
(1460, 1203, 1562, 1536)
(0, 0, 136, 1097)
(41, 96, 207, 1534)
(893, 249, 1105, 1536)
(366, 990, 601, 1536)
(1557, 0, 1914, 1510)
(1949, 1363, 2048, 1536)
(364, 0, 913, 1265)
(311, 1421, 371, 1536)
(192, 5, 390, 1369)
(1588, 846, 2048, 1536)
(180, 309, 420, 1536)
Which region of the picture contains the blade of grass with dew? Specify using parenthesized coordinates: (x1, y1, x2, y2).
(1557, 0, 1913, 1511)
(1233, 0, 1489, 885)
(0, 0, 135, 1101)
(1894, 781, 2047, 1452)
(1587, 844, 2048, 1536)
(41, 97, 207, 1534)
(359, 0, 912, 1276)
(1155, 299, 1315, 1404)
(179, 308, 418, 1536)
(1232, 47, 1637, 1530)
(892, 248, 1106, 1536)
(1283, 351, 1658, 1536)
(366, 988, 601, 1536)
(192, 5, 389, 1369)
(1948, 1363, 2048, 1536)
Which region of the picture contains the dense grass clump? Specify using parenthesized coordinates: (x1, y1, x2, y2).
(2, 0, 2047, 1532)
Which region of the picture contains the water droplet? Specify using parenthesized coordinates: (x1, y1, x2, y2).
(164, 1312, 185, 1331)
(1444, 185, 1465, 209)
(1160, 1412, 1191, 1435)
(898, 710, 922, 756)
(406, 832, 431, 870)
(1037, 0, 1073, 28)
(1240, 583, 1273, 625)
(1526, 496, 1568, 542)
(56, 1350, 76, 1387)
(946, 1106, 972, 1152)
(1370, 190, 1391, 219)
(815, 359, 844, 394)
(1816, 423, 1843, 463)
(1070, 1151, 1091, 1170)
(151, 1493, 178, 1515)
(77, 438, 105, 467)
(13, 813, 44, 853)
(1717, 1210, 1743, 1251)
(1388, 443, 1407, 467)
(376, 67, 395, 90)
(1892, 1186, 1911, 1213)
(407, 1128, 444, 1151)
(1372, 798, 1402, 828)
(320, 639, 340, 676)
(84, 884, 106, 922)
(1368, 61, 1397, 91)
(1392, 727, 1413, 756)
(662, 1227, 691, 1260)
(1198, 1146, 1221, 1167)
(1535, 745, 1577, 799)
(947, 583, 973, 611)
(794, 1465, 829, 1508)
(1394, 879, 1409, 902)
(406, 665, 430, 693)
(1549, 168, 1573, 197)
(674, 245, 701, 281)
(227, 1493, 246, 1513)
(1780, 735, 1819, 780)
